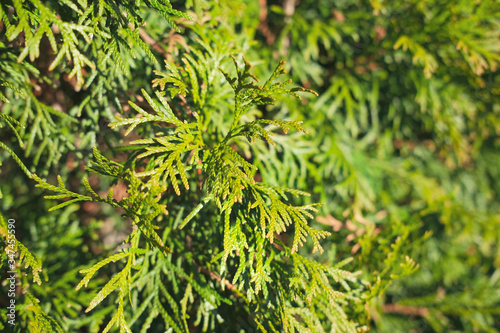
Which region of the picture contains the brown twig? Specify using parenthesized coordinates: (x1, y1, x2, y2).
(281, 0, 297, 54)
(138, 28, 169, 59)
(283, 0, 296, 20)
(382, 304, 430, 317)
(191, 258, 244, 298)
(257, 0, 276, 45)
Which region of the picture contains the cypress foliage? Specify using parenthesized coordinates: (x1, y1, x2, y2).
(1, 0, 499, 332)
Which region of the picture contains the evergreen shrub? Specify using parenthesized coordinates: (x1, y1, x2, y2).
(1, 0, 499, 332)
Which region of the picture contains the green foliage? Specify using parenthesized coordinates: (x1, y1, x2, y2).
(249, 0, 500, 331)
(26, 55, 362, 331)
(0, 213, 42, 284)
(1, 0, 499, 332)
(25, 293, 65, 333)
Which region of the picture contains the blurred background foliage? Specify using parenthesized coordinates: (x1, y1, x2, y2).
(1, 0, 499, 332)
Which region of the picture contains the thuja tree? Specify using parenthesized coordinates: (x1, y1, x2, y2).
(248, 0, 500, 332)
(0, 1, 400, 332)
(1, 0, 499, 333)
